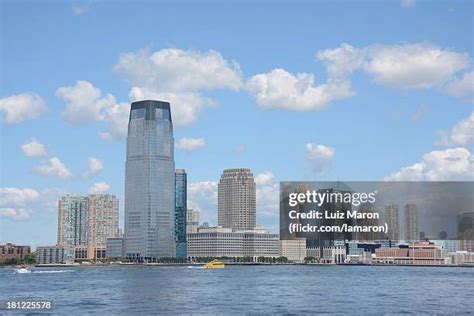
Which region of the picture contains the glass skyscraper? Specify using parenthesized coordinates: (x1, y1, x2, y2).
(175, 168, 187, 258)
(124, 100, 176, 261)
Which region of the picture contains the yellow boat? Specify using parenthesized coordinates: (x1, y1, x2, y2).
(203, 260, 225, 269)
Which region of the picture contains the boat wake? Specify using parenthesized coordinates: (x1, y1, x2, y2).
(33, 270, 74, 274)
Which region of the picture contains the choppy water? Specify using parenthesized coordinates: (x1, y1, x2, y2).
(1, 265, 473, 314)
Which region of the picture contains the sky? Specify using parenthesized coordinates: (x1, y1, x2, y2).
(0, 0, 473, 247)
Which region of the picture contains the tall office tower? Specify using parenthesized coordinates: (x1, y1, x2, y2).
(175, 169, 187, 258)
(405, 203, 419, 242)
(87, 194, 119, 247)
(385, 203, 400, 241)
(175, 169, 187, 243)
(457, 212, 474, 252)
(58, 194, 119, 247)
(217, 168, 256, 230)
(186, 209, 199, 234)
(355, 204, 380, 242)
(124, 100, 176, 261)
(58, 195, 89, 246)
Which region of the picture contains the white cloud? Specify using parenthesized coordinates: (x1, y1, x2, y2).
(115, 48, 242, 127)
(444, 71, 474, 104)
(56, 80, 116, 125)
(401, 0, 415, 8)
(176, 137, 206, 151)
(0, 93, 47, 124)
(84, 157, 104, 178)
(72, 5, 89, 15)
(365, 43, 470, 89)
(100, 102, 130, 141)
(0, 187, 40, 206)
(317, 43, 365, 79)
(115, 48, 242, 92)
(317, 43, 471, 93)
(187, 181, 218, 225)
(255, 171, 275, 186)
(0, 208, 31, 221)
(305, 143, 335, 173)
(385, 147, 474, 181)
(437, 112, 474, 147)
(33, 157, 73, 179)
(245, 68, 354, 111)
(20, 138, 48, 157)
(88, 182, 110, 194)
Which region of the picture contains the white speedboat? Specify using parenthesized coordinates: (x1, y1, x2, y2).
(14, 267, 31, 274)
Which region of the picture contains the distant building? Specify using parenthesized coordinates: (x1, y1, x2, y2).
(36, 245, 75, 264)
(218, 168, 256, 230)
(87, 194, 119, 247)
(175, 169, 187, 258)
(385, 203, 400, 241)
(405, 203, 419, 243)
(187, 227, 279, 259)
(355, 204, 380, 242)
(280, 239, 306, 263)
(0, 243, 31, 263)
(186, 209, 199, 234)
(374, 242, 444, 265)
(106, 238, 124, 259)
(458, 212, 474, 252)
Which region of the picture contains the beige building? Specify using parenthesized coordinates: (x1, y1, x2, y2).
(385, 203, 400, 241)
(186, 208, 199, 234)
(218, 168, 256, 230)
(279, 238, 306, 262)
(187, 226, 279, 259)
(405, 203, 419, 242)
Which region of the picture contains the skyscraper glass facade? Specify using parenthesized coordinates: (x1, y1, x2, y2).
(124, 100, 176, 261)
(175, 169, 187, 258)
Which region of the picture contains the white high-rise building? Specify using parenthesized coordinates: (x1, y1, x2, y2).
(186, 209, 199, 234)
(218, 168, 256, 230)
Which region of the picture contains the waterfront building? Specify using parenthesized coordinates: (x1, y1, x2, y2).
(354, 204, 380, 242)
(175, 169, 187, 258)
(217, 168, 256, 230)
(434, 239, 460, 253)
(124, 100, 176, 261)
(57, 194, 119, 260)
(306, 244, 346, 263)
(36, 245, 75, 264)
(405, 203, 419, 242)
(458, 212, 474, 252)
(187, 226, 279, 259)
(0, 243, 31, 263)
(106, 238, 124, 259)
(58, 195, 88, 246)
(374, 241, 444, 265)
(186, 209, 199, 234)
(385, 203, 400, 241)
(280, 238, 306, 263)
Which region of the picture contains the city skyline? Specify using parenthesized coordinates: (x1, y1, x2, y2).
(1, 0, 473, 248)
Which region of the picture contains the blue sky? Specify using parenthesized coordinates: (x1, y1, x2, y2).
(1, 0, 473, 247)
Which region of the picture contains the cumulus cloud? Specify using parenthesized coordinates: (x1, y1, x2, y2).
(176, 137, 206, 151)
(84, 157, 104, 178)
(444, 71, 474, 104)
(0, 187, 64, 221)
(99, 102, 130, 141)
(317, 42, 471, 96)
(255, 171, 275, 186)
(88, 182, 110, 194)
(0, 187, 40, 206)
(245, 68, 354, 111)
(56, 80, 116, 125)
(187, 181, 218, 225)
(0, 208, 31, 221)
(0, 93, 47, 124)
(437, 112, 474, 147)
(305, 143, 336, 173)
(33, 157, 73, 179)
(115, 48, 241, 127)
(21, 138, 48, 157)
(385, 147, 474, 181)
